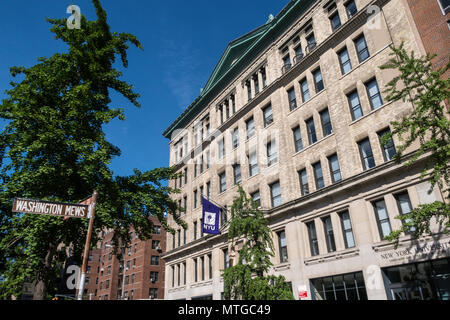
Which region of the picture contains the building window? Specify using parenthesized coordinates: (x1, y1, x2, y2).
(365, 78, 383, 110)
(224, 248, 230, 269)
(311, 272, 367, 300)
(293, 126, 304, 153)
(184, 168, 188, 184)
(288, 87, 297, 111)
(395, 192, 415, 233)
(270, 181, 282, 208)
(378, 128, 397, 162)
(251, 190, 261, 207)
(313, 68, 324, 93)
(307, 221, 320, 257)
(306, 117, 317, 145)
(221, 206, 228, 226)
(373, 199, 392, 240)
(194, 258, 198, 282)
(246, 80, 252, 101)
(313, 161, 325, 190)
(283, 54, 292, 73)
(177, 229, 181, 247)
(253, 74, 260, 95)
(246, 117, 255, 139)
(278, 230, 289, 263)
(152, 240, 160, 250)
(300, 78, 310, 102)
(261, 67, 268, 88)
(150, 271, 159, 283)
(347, 90, 363, 121)
(208, 254, 212, 279)
(219, 171, 226, 193)
(354, 34, 370, 63)
(231, 128, 239, 149)
(322, 216, 337, 253)
(194, 221, 198, 240)
(267, 140, 278, 166)
(358, 138, 376, 171)
(320, 108, 333, 137)
(218, 138, 225, 160)
(183, 262, 187, 285)
(299, 168, 309, 196)
(233, 163, 241, 185)
(249, 151, 258, 177)
(345, 0, 358, 19)
(328, 154, 342, 183)
(338, 47, 352, 75)
(306, 32, 316, 52)
(151, 255, 159, 266)
(329, 10, 342, 31)
(263, 104, 274, 127)
(206, 181, 211, 199)
(438, 0, 450, 14)
(340, 210, 356, 249)
(193, 189, 198, 209)
(149, 288, 158, 300)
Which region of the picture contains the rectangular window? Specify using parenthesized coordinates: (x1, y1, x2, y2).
(183, 262, 187, 285)
(300, 78, 310, 102)
(232, 128, 239, 149)
(221, 206, 228, 226)
(377, 128, 396, 162)
(194, 221, 197, 240)
(219, 171, 226, 193)
(246, 81, 252, 101)
(246, 117, 255, 139)
(151, 256, 160, 266)
(283, 54, 292, 72)
(299, 169, 309, 196)
(194, 258, 198, 282)
(288, 87, 297, 111)
(218, 138, 225, 160)
(206, 181, 211, 199)
(306, 117, 317, 145)
(320, 108, 333, 137)
(224, 248, 230, 269)
(263, 104, 274, 127)
(358, 138, 376, 170)
(233, 163, 241, 185)
(354, 34, 370, 63)
(208, 254, 212, 279)
(395, 192, 416, 233)
(328, 154, 342, 183)
(267, 140, 278, 166)
(373, 199, 392, 240)
(438, 0, 450, 14)
(347, 90, 363, 121)
(311, 271, 368, 301)
(293, 126, 304, 153)
(307, 221, 320, 257)
(253, 74, 260, 95)
(345, 0, 358, 19)
(365, 78, 383, 110)
(338, 47, 352, 75)
(177, 230, 181, 247)
(295, 45, 304, 62)
(251, 190, 261, 207)
(306, 33, 316, 52)
(322, 216, 337, 253)
(184, 168, 188, 184)
(278, 230, 289, 263)
(330, 11, 342, 31)
(149, 288, 158, 300)
(340, 211, 356, 249)
(201, 256, 205, 281)
(193, 189, 198, 209)
(150, 271, 159, 283)
(313, 161, 325, 190)
(261, 67, 268, 88)
(249, 151, 258, 177)
(313, 68, 324, 93)
(270, 181, 282, 208)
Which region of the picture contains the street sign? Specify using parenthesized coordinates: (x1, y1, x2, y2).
(12, 198, 89, 219)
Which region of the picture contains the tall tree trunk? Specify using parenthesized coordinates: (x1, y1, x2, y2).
(33, 244, 54, 300)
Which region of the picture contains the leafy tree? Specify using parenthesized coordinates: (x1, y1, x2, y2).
(223, 186, 294, 300)
(0, 0, 184, 300)
(379, 43, 450, 245)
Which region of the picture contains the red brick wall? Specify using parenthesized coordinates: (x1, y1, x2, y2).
(407, 0, 450, 73)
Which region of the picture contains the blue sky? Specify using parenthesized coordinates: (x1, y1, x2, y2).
(0, 0, 288, 177)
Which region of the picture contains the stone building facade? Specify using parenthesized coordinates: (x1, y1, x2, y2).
(162, 0, 449, 300)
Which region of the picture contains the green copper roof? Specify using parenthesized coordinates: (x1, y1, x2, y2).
(163, 0, 316, 139)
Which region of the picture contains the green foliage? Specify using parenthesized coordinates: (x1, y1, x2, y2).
(0, 0, 183, 299)
(380, 42, 450, 245)
(223, 186, 294, 300)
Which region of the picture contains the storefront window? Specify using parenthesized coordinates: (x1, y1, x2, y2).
(311, 271, 368, 300)
(383, 258, 450, 300)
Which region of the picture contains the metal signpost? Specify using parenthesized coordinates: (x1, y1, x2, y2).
(12, 191, 98, 301)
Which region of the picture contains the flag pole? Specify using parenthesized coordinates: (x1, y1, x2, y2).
(77, 190, 98, 300)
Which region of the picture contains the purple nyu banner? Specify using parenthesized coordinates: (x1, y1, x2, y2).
(201, 197, 221, 235)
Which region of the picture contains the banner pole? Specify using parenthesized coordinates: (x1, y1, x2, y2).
(77, 190, 98, 300)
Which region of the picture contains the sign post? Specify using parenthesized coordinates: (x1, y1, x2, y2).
(77, 190, 98, 300)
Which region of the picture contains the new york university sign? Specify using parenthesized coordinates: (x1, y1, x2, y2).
(379, 239, 450, 263)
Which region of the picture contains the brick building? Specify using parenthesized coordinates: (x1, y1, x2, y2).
(406, 0, 449, 74)
(161, 0, 449, 301)
(83, 216, 166, 300)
